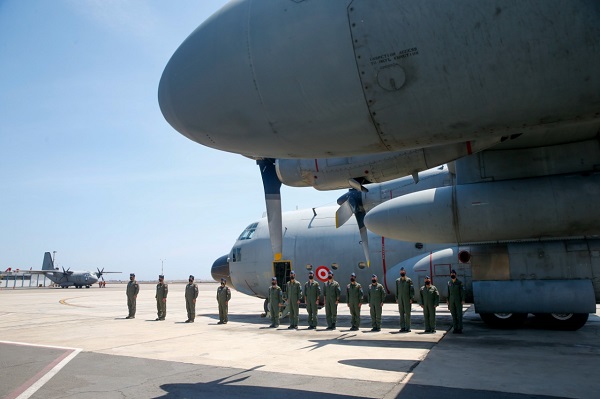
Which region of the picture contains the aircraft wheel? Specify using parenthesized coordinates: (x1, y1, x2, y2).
(263, 299, 269, 313)
(537, 313, 589, 331)
(479, 312, 527, 329)
(85, 285, 90, 288)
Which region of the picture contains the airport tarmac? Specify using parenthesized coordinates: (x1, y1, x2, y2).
(1, 282, 599, 398)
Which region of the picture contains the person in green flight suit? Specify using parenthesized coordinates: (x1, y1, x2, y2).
(126, 273, 139, 319)
(268, 276, 283, 328)
(395, 267, 415, 332)
(155, 274, 168, 321)
(285, 270, 303, 329)
(368, 274, 386, 331)
(304, 271, 321, 329)
(216, 277, 231, 324)
(184, 275, 199, 323)
(419, 275, 440, 333)
(447, 269, 466, 333)
(347, 272, 364, 331)
(324, 271, 341, 330)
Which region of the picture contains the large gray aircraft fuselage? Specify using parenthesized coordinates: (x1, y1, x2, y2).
(159, 0, 600, 158)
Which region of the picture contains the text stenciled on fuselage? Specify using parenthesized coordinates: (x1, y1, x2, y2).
(369, 47, 419, 66)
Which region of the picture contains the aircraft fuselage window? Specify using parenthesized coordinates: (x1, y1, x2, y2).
(232, 247, 242, 262)
(238, 222, 258, 240)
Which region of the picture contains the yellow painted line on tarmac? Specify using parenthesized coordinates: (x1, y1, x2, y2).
(59, 297, 91, 308)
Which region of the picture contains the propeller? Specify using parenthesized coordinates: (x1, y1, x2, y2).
(95, 267, 105, 281)
(336, 185, 371, 267)
(59, 267, 71, 282)
(257, 158, 283, 261)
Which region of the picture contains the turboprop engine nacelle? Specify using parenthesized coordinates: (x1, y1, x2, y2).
(365, 174, 600, 243)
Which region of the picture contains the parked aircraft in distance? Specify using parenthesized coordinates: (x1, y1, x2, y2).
(164, 2, 600, 329)
(212, 167, 598, 331)
(0, 253, 121, 288)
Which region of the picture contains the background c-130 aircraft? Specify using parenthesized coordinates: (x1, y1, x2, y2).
(161, 2, 600, 330)
(0, 252, 121, 288)
(211, 167, 600, 331)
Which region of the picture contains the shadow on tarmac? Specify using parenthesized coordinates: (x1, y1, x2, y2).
(298, 335, 435, 351)
(156, 367, 364, 399)
(199, 312, 453, 330)
(396, 384, 561, 399)
(339, 358, 420, 373)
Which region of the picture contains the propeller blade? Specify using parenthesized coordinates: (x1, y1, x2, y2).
(336, 188, 370, 266)
(355, 211, 371, 267)
(348, 178, 369, 193)
(335, 200, 353, 228)
(257, 158, 283, 261)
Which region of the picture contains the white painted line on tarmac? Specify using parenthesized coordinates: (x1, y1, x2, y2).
(0, 341, 82, 399)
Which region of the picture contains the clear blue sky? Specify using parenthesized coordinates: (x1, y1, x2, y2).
(0, 1, 344, 281)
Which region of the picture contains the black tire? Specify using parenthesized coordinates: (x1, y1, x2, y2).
(479, 312, 527, 329)
(537, 313, 589, 331)
(263, 299, 269, 313)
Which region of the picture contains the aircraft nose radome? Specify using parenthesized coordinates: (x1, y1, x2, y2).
(159, 1, 379, 158)
(159, 1, 256, 153)
(211, 254, 233, 288)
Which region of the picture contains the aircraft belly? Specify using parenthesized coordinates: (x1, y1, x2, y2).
(159, 0, 383, 158)
(365, 173, 600, 243)
(350, 0, 600, 150)
(160, 0, 600, 158)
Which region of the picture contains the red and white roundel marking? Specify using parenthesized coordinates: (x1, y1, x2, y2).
(315, 266, 330, 282)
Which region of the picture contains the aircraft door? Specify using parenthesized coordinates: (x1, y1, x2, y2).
(273, 261, 291, 293)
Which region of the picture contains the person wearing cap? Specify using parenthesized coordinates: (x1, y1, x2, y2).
(216, 278, 231, 324)
(155, 275, 168, 321)
(324, 271, 341, 330)
(285, 271, 303, 329)
(419, 276, 440, 333)
(125, 273, 139, 319)
(184, 275, 199, 323)
(347, 272, 364, 331)
(395, 267, 415, 332)
(268, 277, 283, 328)
(368, 274, 386, 331)
(304, 271, 321, 329)
(447, 269, 466, 333)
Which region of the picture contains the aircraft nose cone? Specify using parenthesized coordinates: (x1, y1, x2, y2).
(159, 1, 378, 158)
(211, 254, 233, 288)
(158, 1, 256, 154)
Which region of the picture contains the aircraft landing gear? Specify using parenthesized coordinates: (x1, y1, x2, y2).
(479, 312, 527, 329)
(535, 313, 589, 331)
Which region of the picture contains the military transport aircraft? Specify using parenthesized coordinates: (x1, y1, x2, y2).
(0, 252, 121, 288)
(212, 167, 594, 331)
(161, 1, 600, 328)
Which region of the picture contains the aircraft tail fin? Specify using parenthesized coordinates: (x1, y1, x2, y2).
(42, 252, 54, 270)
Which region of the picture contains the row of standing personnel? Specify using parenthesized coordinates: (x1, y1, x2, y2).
(125, 269, 466, 333)
(125, 273, 231, 324)
(268, 268, 466, 333)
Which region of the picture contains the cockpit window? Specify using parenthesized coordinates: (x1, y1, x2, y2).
(238, 222, 258, 240)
